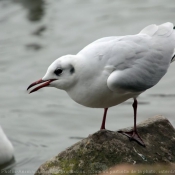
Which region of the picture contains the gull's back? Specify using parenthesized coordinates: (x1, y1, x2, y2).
(78, 22, 175, 93)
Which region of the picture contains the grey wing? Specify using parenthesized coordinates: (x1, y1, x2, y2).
(107, 44, 174, 92)
(77, 22, 175, 93)
(107, 49, 170, 92)
(107, 59, 168, 93)
(107, 22, 175, 93)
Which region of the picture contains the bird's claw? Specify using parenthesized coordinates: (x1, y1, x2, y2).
(118, 130, 146, 147)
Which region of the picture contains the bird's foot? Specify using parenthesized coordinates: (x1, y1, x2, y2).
(100, 127, 106, 130)
(118, 130, 145, 147)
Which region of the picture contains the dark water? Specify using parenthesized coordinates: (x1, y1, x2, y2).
(0, 0, 175, 174)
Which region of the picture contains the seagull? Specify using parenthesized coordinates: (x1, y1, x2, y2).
(0, 126, 14, 166)
(27, 22, 175, 147)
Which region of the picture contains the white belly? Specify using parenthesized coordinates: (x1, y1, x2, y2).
(67, 84, 141, 108)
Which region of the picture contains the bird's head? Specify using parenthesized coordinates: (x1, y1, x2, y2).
(27, 55, 78, 93)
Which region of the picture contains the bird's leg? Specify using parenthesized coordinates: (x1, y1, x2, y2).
(118, 98, 145, 147)
(100, 108, 108, 130)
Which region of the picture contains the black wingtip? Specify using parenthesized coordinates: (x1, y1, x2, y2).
(173, 26, 175, 29)
(171, 54, 175, 62)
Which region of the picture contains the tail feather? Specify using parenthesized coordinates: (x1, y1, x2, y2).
(140, 22, 174, 37)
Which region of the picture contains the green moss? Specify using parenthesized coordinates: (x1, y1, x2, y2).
(48, 142, 130, 175)
(41, 138, 156, 175)
(35, 117, 175, 175)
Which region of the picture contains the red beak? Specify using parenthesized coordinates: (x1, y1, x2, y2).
(27, 79, 56, 94)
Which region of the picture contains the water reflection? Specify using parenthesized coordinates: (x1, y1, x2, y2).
(13, 0, 45, 22)
(32, 25, 46, 36)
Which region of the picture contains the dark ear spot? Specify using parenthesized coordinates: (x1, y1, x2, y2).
(70, 66, 75, 74)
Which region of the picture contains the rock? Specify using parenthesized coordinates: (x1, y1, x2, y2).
(35, 116, 175, 175)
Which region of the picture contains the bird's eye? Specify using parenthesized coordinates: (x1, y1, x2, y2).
(54, 69, 63, 76)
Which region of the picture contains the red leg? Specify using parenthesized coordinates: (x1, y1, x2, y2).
(118, 98, 145, 147)
(133, 98, 137, 132)
(100, 108, 108, 130)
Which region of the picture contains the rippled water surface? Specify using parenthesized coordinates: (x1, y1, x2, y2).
(1, 0, 175, 174)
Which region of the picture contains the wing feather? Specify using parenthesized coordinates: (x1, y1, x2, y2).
(77, 23, 175, 93)
(107, 23, 175, 92)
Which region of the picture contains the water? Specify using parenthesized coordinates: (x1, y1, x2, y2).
(0, 0, 175, 174)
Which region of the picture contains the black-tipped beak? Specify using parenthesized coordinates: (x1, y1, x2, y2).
(27, 79, 56, 94)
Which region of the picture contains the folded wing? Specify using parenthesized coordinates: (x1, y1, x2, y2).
(107, 22, 175, 92)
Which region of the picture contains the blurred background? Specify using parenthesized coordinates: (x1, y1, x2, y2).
(0, 0, 175, 174)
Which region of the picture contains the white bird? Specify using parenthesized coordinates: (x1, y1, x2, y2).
(27, 22, 175, 146)
(0, 126, 14, 166)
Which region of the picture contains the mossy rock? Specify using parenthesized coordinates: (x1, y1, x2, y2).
(35, 116, 175, 175)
